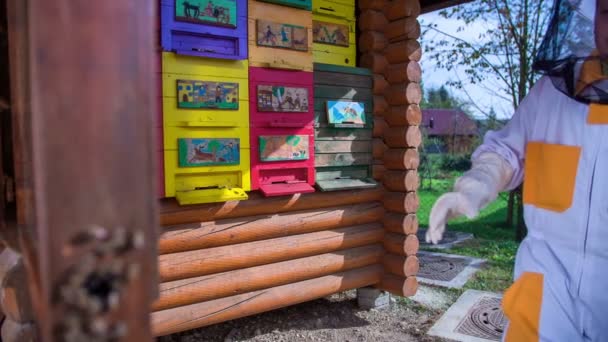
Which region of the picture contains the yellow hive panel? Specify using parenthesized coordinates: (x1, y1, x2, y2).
(161, 52, 251, 203)
(164, 149, 251, 197)
(248, 0, 314, 71)
(312, 0, 356, 67)
(162, 52, 249, 78)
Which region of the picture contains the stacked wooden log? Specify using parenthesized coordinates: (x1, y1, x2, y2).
(359, 0, 421, 297)
(152, 189, 385, 336)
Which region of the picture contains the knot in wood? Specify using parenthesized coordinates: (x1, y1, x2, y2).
(53, 226, 144, 341)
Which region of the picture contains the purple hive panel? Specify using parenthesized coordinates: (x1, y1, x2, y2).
(161, 0, 248, 60)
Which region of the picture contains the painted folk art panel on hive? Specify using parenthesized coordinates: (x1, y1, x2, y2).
(177, 80, 239, 109)
(257, 85, 309, 112)
(175, 0, 237, 28)
(179, 138, 240, 167)
(259, 135, 309, 161)
(326, 101, 365, 127)
(313, 21, 349, 47)
(256, 20, 308, 51)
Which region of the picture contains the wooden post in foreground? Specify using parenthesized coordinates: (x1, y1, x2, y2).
(7, 0, 160, 340)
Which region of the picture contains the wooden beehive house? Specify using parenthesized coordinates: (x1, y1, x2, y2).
(0, 0, 437, 339)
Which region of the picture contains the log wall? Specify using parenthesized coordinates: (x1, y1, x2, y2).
(152, 188, 387, 336)
(359, 0, 421, 297)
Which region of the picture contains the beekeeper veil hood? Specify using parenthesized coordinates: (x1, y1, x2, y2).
(533, 0, 608, 104)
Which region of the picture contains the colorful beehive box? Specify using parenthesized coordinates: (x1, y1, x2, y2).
(313, 63, 377, 191)
(311, 0, 356, 67)
(249, 67, 315, 196)
(256, 0, 312, 10)
(161, 0, 248, 60)
(248, 0, 314, 71)
(162, 52, 251, 204)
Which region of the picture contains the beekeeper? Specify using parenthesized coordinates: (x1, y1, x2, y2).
(426, 0, 608, 340)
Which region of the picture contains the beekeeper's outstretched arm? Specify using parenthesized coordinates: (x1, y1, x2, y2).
(426, 77, 545, 244)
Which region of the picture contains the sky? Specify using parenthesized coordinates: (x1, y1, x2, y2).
(418, 11, 516, 119)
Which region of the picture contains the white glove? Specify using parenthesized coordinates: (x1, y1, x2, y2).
(426, 152, 514, 244)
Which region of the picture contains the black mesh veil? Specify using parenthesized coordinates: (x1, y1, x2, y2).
(533, 0, 608, 104)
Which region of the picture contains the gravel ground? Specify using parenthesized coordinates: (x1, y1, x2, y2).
(158, 290, 453, 342)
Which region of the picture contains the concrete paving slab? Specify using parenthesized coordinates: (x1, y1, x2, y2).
(428, 289, 506, 342)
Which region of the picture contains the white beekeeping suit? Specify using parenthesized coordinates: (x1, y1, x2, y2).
(427, 0, 608, 340)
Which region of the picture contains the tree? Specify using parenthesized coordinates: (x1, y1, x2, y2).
(421, 0, 553, 240)
(422, 0, 552, 114)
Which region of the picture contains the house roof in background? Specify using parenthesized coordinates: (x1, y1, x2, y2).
(422, 109, 478, 136)
(420, 0, 473, 14)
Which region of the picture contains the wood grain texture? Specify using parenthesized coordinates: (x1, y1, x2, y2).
(158, 224, 384, 282)
(372, 139, 388, 159)
(159, 202, 384, 254)
(382, 170, 419, 192)
(383, 213, 418, 235)
(383, 233, 419, 256)
(385, 0, 421, 21)
(373, 94, 389, 114)
(384, 126, 422, 148)
(372, 164, 386, 180)
(358, 10, 388, 32)
(385, 40, 422, 63)
(359, 31, 388, 52)
(385, 17, 421, 42)
(383, 254, 419, 277)
(385, 82, 422, 106)
(358, 0, 386, 11)
(385, 104, 421, 126)
(360, 53, 389, 74)
(373, 77, 389, 96)
(385, 61, 422, 84)
(160, 187, 383, 226)
(153, 245, 383, 311)
(379, 274, 417, 297)
(383, 148, 420, 170)
(152, 265, 383, 336)
(373, 117, 388, 138)
(383, 191, 420, 214)
(23, 1, 159, 339)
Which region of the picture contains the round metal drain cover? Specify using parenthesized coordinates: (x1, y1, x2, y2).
(417, 254, 469, 282)
(455, 296, 507, 341)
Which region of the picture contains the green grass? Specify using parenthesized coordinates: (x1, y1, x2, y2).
(418, 176, 518, 293)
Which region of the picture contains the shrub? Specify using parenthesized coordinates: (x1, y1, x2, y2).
(439, 153, 472, 172)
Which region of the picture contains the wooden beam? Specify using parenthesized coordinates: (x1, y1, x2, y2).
(384, 104, 422, 126)
(160, 187, 384, 226)
(384, 40, 422, 63)
(383, 191, 420, 214)
(159, 202, 384, 254)
(153, 245, 384, 311)
(159, 223, 384, 282)
(383, 213, 418, 235)
(382, 170, 420, 192)
(359, 10, 389, 32)
(152, 265, 383, 336)
(23, 0, 159, 339)
(383, 233, 419, 256)
(385, 0, 421, 21)
(383, 254, 419, 277)
(383, 148, 420, 170)
(384, 126, 422, 148)
(378, 274, 417, 297)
